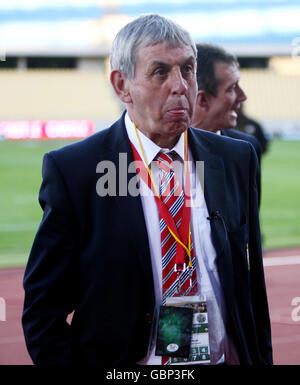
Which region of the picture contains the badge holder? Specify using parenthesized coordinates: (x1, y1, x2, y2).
(155, 295, 211, 365)
(155, 305, 194, 358)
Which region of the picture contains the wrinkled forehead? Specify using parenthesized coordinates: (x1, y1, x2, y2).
(136, 41, 196, 66)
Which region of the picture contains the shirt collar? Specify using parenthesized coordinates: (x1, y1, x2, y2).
(125, 111, 185, 165)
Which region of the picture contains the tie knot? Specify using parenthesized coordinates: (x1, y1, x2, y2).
(155, 151, 176, 172)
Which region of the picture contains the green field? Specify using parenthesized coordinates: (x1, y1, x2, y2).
(0, 139, 76, 268)
(0, 138, 299, 268)
(260, 139, 300, 249)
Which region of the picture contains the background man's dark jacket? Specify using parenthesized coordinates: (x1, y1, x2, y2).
(221, 128, 262, 207)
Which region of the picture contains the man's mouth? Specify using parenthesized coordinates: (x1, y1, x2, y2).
(231, 104, 241, 118)
(166, 107, 187, 118)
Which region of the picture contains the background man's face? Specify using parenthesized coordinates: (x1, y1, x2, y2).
(126, 41, 197, 145)
(209, 61, 247, 130)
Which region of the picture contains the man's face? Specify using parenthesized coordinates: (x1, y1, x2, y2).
(125, 42, 197, 148)
(208, 62, 246, 130)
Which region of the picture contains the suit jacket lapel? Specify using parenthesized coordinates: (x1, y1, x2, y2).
(104, 115, 155, 300)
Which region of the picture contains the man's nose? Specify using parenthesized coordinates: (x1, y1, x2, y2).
(170, 68, 188, 95)
(237, 85, 247, 102)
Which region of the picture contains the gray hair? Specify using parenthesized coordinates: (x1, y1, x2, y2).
(196, 43, 239, 96)
(110, 13, 197, 79)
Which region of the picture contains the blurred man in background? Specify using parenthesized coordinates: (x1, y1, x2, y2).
(191, 43, 263, 206)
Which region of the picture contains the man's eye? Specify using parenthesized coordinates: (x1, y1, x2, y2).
(154, 68, 167, 76)
(227, 85, 236, 93)
(183, 65, 193, 72)
(182, 64, 194, 77)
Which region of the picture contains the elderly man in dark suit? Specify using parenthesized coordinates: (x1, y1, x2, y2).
(191, 43, 262, 206)
(22, 15, 272, 366)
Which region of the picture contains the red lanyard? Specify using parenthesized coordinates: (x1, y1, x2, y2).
(130, 129, 192, 270)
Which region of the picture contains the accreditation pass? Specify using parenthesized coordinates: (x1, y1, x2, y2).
(166, 295, 211, 365)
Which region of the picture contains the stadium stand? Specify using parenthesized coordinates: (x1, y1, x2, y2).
(1, 67, 299, 137)
(0, 69, 122, 124)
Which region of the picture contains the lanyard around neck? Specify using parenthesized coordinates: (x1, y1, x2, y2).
(131, 122, 192, 266)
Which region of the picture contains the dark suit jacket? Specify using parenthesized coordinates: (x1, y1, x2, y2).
(221, 128, 262, 207)
(22, 113, 272, 366)
(221, 129, 262, 164)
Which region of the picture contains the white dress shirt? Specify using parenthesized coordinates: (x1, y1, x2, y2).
(124, 113, 239, 365)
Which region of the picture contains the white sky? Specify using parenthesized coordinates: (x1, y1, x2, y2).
(0, 0, 293, 10)
(0, 0, 298, 55)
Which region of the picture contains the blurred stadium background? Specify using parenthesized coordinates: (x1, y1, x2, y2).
(0, 0, 300, 365)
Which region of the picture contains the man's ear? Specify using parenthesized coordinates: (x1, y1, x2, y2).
(196, 90, 210, 111)
(110, 70, 132, 104)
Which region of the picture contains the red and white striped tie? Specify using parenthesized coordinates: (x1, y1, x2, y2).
(155, 151, 197, 305)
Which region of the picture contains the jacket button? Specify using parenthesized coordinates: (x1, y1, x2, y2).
(144, 313, 153, 324)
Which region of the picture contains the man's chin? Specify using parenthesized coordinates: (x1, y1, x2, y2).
(165, 118, 190, 133)
(227, 117, 237, 129)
